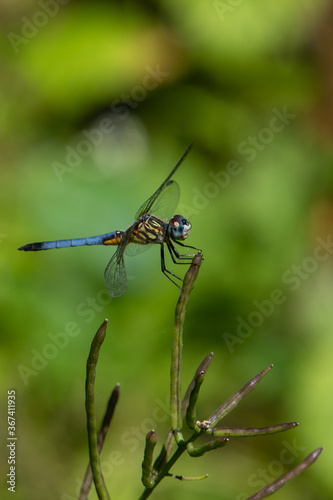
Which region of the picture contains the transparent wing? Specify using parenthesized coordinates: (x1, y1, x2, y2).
(135, 180, 180, 221)
(104, 250, 127, 297)
(125, 243, 152, 256)
(134, 145, 192, 220)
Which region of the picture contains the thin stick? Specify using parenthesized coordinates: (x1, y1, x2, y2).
(79, 384, 120, 499)
(170, 253, 203, 441)
(85, 319, 111, 500)
(246, 448, 323, 500)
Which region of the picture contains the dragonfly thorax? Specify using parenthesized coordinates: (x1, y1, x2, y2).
(168, 215, 191, 241)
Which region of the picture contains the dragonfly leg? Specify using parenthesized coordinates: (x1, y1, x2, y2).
(160, 245, 183, 289)
(167, 240, 198, 264)
(173, 240, 202, 257)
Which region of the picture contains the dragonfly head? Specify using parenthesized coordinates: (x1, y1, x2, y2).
(168, 215, 191, 241)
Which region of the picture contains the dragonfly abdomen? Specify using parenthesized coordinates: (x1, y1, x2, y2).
(102, 231, 123, 246)
(18, 232, 123, 251)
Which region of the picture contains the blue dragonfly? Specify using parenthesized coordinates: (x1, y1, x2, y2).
(19, 145, 201, 297)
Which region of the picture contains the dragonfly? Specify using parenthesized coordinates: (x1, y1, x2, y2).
(19, 144, 201, 297)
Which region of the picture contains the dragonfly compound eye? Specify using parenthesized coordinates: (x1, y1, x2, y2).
(169, 215, 191, 241)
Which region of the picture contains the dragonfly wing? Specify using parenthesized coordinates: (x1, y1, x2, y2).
(134, 145, 192, 220)
(104, 250, 127, 297)
(125, 242, 152, 256)
(135, 180, 180, 221)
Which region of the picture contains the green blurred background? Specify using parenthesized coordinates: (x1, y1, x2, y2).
(1, 1, 333, 499)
